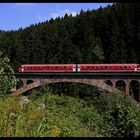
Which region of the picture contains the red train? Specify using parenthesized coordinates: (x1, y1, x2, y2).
(18, 64, 140, 72)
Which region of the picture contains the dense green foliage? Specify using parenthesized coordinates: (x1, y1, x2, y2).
(91, 93, 140, 137)
(0, 51, 17, 95)
(0, 91, 140, 137)
(0, 3, 139, 71)
(0, 93, 103, 137)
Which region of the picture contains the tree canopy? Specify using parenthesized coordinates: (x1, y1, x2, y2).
(0, 3, 139, 71)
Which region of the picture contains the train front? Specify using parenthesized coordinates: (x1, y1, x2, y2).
(18, 65, 24, 72)
(137, 64, 140, 71)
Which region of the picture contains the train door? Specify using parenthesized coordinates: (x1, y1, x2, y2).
(21, 66, 24, 72)
(137, 65, 140, 71)
(134, 65, 137, 71)
(77, 65, 80, 72)
(73, 65, 76, 72)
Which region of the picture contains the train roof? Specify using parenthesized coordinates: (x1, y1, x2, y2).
(20, 64, 139, 66)
(78, 64, 138, 66)
(21, 64, 76, 66)
(22, 63, 139, 66)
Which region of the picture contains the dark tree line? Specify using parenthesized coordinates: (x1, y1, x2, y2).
(0, 3, 139, 71)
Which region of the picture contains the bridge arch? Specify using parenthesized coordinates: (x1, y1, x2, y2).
(116, 80, 126, 92)
(16, 79, 24, 90)
(26, 79, 34, 85)
(104, 80, 113, 86)
(129, 80, 139, 102)
(12, 79, 121, 96)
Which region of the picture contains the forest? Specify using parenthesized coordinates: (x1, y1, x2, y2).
(0, 3, 139, 71)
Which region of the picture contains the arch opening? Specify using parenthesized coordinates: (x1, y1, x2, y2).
(26, 79, 34, 85)
(47, 82, 101, 99)
(129, 80, 139, 102)
(16, 79, 24, 90)
(116, 80, 126, 92)
(104, 80, 113, 86)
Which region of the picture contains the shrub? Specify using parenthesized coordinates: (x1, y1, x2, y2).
(92, 92, 140, 137)
(0, 51, 17, 95)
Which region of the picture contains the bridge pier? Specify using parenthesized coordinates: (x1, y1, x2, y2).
(139, 81, 140, 102)
(112, 80, 117, 93)
(125, 80, 130, 96)
(22, 79, 28, 87)
(11, 86, 17, 92)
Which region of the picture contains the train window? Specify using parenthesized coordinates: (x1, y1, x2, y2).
(120, 66, 122, 68)
(96, 66, 99, 68)
(55, 66, 58, 68)
(64, 66, 66, 68)
(100, 66, 103, 68)
(109, 66, 112, 68)
(92, 66, 94, 68)
(115, 66, 118, 68)
(105, 66, 108, 68)
(124, 66, 127, 68)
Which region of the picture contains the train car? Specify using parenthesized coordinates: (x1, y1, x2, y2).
(77, 64, 139, 72)
(18, 64, 76, 72)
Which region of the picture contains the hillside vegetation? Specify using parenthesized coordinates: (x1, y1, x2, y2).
(0, 91, 140, 137)
(0, 3, 139, 71)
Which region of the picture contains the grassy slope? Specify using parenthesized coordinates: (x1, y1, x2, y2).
(0, 92, 104, 137)
(0, 91, 140, 137)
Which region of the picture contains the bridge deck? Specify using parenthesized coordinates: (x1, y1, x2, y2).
(15, 72, 140, 79)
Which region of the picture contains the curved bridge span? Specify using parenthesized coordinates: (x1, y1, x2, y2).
(12, 78, 120, 96)
(12, 72, 140, 102)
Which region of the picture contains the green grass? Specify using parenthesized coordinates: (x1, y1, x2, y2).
(0, 92, 104, 137)
(0, 90, 140, 137)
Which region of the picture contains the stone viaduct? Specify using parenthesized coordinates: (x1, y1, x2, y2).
(12, 72, 140, 102)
